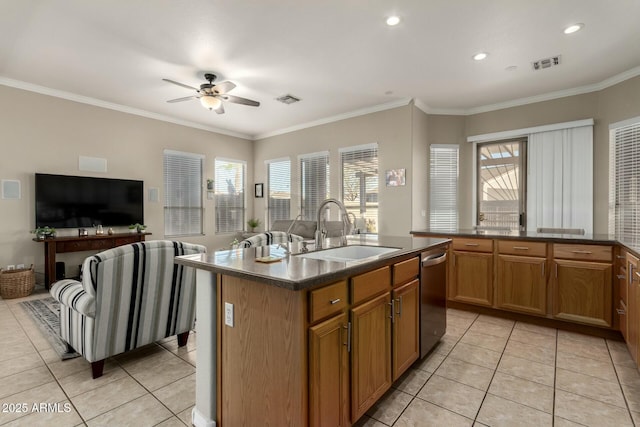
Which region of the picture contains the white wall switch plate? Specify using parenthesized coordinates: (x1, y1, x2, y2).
(224, 302, 234, 327)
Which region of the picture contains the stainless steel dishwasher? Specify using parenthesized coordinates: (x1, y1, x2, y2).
(420, 248, 447, 358)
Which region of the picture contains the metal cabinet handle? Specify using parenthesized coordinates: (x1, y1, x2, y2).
(513, 246, 529, 250)
(330, 298, 341, 305)
(617, 275, 626, 280)
(617, 255, 625, 259)
(617, 308, 626, 315)
(571, 250, 592, 254)
(396, 297, 403, 317)
(344, 323, 352, 353)
(630, 263, 635, 286)
(388, 300, 395, 322)
(465, 243, 480, 247)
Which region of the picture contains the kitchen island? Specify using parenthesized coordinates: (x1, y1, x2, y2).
(175, 234, 450, 427)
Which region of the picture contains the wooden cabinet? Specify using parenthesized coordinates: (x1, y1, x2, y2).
(392, 279, 419, 380)
(350, 292, 392, 421)
(617, 250, 628, 341)
(495, 239, 547, 315)
(451, 239, 493, 306)
(309, 313, 349, 427)
(497, 254, 547, 315)
(551, 244, 613, 328)
(626, 253, 639, 363)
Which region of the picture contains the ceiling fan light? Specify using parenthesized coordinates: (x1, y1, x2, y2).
(200, 95, 221, 110)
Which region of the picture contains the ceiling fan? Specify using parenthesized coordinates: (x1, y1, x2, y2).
(163, 73, 260, 114)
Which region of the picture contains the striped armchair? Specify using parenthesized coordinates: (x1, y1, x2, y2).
(238, 231, 304, 248)
(50, 240, 206, 378)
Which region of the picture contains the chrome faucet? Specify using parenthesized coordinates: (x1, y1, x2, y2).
(315, 198, 353, 249)
(280, 214, 303, 253)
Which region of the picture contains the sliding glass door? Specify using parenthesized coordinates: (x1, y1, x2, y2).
(476, 139, 526, 230)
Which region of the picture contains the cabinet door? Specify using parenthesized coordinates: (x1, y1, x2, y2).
(496, 255, 546, 315)
(309, 313, 349, 427)
(451, 251, 493, 306)
(628, 254, 639, 363)
(351, 293, 392, 422)
(392, 279, 419, 381)
(552, 260, 612, 327)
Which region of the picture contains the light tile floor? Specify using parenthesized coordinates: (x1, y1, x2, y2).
(2, 289, 640, 426)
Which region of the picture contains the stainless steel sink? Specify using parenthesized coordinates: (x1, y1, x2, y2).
(295, 245, 400, 262)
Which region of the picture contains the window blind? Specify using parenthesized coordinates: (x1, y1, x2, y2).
(215, 159, 245, 233)
(267, 159, 291, 228)
(341, 144, 378, 233)
(430, 144, 459, 230)
(300, 152, 329, 220)
(612, 120, 640, 244)
(163, 150, 203, 236)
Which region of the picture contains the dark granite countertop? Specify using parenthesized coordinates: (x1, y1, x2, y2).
(410, 229, 617, 244)
(410, 228, 640, 256)
(175, 235, 450, 291)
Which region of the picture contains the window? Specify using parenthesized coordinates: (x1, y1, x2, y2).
(429, 144, 459, 230)
(267, 159, 291, 228)
(476, 139, 526, 230)
(215, 159, 246, 233)
(341, 144, 378, 233)
(610, 118, 640, 244)
(300, 152, 329, 220)
(163, 150, 203, 236)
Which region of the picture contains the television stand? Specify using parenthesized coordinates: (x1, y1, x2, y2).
(34, 233, 150, 289)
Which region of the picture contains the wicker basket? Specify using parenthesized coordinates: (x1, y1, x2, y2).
(0, 265, 35, 299)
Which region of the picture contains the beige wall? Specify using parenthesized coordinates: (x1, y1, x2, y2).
(411, 105, 429, 230)
(0, 85, 253, 280)
(456, 75, 640, 232)
(253, 105, 415, 236)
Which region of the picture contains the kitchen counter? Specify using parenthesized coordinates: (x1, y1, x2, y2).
(411, 228, 640, 256)
(175, 234, 450, 291)
(175, 235, 450, 427)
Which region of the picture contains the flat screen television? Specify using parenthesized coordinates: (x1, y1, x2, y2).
(35, 173, 144, 228)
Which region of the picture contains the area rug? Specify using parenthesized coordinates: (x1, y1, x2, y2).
(20, 297, 80, 360)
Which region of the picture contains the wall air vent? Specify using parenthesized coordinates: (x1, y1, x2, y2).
(276, 94, 301, 104)
(532, 56, 561, 71)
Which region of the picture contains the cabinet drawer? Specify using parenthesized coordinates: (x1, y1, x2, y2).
(393, 257, 419, 286)
(309, 281, 348, 323)
(452, 238, 493, 253)
(351, 266, 391, 305)
(553, 244, 612, 262)
(498, 240, 546, 257)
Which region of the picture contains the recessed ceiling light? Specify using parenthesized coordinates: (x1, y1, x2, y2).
(473, 52, 488, 61)
(564, 23, 584, 34)
(386, 16, 401, 26)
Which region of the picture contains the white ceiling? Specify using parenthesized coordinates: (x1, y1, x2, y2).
(1, 1, 639, 140)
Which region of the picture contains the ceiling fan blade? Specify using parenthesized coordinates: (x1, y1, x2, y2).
(214, 103, 225, 114)
(220, 94, 260, 107)
(167, 96, 198, 103)
(162, 78, 199, 91)
(213, 81, 236, 94)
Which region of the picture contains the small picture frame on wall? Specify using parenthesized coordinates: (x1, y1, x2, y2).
(385, 168, 406, 186)
(255, 183, 264, 198)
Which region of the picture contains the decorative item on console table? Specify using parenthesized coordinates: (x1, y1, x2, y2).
(31, 226, 56, 240)
(128, 223, 147, 233)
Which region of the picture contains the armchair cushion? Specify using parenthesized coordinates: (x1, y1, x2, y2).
(50, 279, 95, 317)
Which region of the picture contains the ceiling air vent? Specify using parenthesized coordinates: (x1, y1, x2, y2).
(276, 94, 301, 104)
(532, 56, 561, 71)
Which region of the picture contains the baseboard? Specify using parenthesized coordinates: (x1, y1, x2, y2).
(448, 300, 624, 341)
(192, 407, 216, 427)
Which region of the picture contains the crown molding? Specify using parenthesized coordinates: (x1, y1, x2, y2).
(253, 98, 412, 140)
(0, 77, 252, 140)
